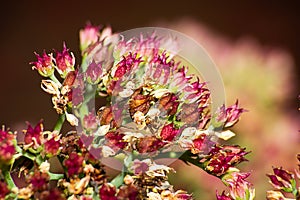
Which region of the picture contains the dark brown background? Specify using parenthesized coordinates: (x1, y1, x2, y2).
(0, 1, 299, 130)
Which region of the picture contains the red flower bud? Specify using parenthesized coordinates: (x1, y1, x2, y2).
(64, 152, 84, 177)
(160, 123, 179, 141)
(99, 183, 117, 200)
(0, 181, 9, 199)
(24, 121, 43, 148)
(267, 167, 294, 190)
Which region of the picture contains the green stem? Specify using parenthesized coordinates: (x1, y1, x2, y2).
(178, 150, 205, 169)
(3, 170, 16, 189)
(53, 114, 66, 132)
(80, 54, 88, 72)
(153, 151, 183, 160)
(49, 73, 61, 86)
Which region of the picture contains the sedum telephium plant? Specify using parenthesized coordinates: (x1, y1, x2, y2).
(0, 23, 297, 200)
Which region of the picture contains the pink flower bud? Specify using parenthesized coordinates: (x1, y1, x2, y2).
(31, 51, 54, 77)
(55, 43, 75, 78)
(267, 167, 294, 190)
(216, 100, 246, 128)
(225, 172, 255, 200)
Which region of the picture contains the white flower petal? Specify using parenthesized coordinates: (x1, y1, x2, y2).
(102, 145, 116, 157)
(150, 88, 170, 98)
(215, 130, 236, 140)
(66, 112, 79, 126)
(95, 125, 110, 136)
(41, 79, 61, 95)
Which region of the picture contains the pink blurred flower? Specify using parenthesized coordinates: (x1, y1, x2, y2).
(0, 129, 15, 163)
(79, 24, 100, 52)
(0, 181, 9, 199)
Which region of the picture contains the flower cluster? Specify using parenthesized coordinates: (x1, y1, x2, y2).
(0, 23, 297, 200)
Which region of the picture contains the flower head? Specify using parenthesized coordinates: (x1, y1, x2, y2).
(55, 43, 75, 78)
(64, 152, 84, 177)
(83, 112, 98, 131)
(29, 170, 49, 191)
(99, 183, 117, 200)
(31, 51, 55, 77)
(160, 123, 179, 141)
(24, 121, 43, 149)
(44, 132, 61, 156)
(85, 60, 103, 84)
(204, 145, 249, 176)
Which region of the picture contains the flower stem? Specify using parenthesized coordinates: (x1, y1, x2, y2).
(49, 73, 62, 87)
(178, 150, 205, 169)
(3, 170, 16, 189)
(53, 114, 66, 132)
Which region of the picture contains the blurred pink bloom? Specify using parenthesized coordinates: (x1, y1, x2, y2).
(79, 24, 100, 51)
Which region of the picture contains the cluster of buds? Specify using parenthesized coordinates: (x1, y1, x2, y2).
(32, 44, 79, 126)
(203, 145, 249, 177)
(31, 43, 75, 78)
(22, 121, 62, 156)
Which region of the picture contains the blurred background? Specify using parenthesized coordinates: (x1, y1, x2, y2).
(0, 1, 299, 199)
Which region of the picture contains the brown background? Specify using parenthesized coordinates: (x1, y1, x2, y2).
(0, 1, 299, 130)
